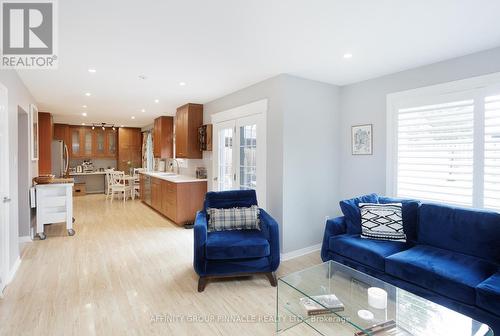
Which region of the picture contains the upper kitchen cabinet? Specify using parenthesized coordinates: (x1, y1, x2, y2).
(68, 126, 117, 159)
(53, 123, 71, 146)
(175, 103, 203, 159)
(153, 116, 173, 159)
(93, 128, 117, 158)
(38, 112, 53, 175)
(117, 127, 142, 172)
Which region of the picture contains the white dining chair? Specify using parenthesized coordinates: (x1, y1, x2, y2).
(104, 169, 115, 199)
(109, 171, 133, 203)
(132, 168, 145, 198)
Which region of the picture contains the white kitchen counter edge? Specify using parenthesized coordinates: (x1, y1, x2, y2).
(140, 171, 207, 184)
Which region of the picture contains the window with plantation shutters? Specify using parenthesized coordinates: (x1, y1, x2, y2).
(484, 94, 500, 211)
(396, 100, 474, 206)
(387, 74, 500, 212)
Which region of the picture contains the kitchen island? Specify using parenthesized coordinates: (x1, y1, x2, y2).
(139, 171, 207, 225)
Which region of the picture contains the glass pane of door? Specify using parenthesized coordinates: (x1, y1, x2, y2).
(218, 127, 234, 191)
(108, 131, 116, 155)
(239, 124, 257, 190)
(96, 130, 105, 155)
(71, 129, 80, 155)
(84, 130, 92, 156)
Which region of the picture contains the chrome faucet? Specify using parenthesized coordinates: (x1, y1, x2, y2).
(170, 158, 180, 175)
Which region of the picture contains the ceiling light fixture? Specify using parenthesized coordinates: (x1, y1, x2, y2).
(92, 126, 95, 130)
(112, 126, 115, 131)
(131, 116, 135, 120)
(82, 112, 87, 117)
(343, 53, 353, 59)
(154, 99, 159, 103)
(81, 123, 85, 126)
(82, 105, 87, 108)
(88, 68, 96, 73)
(138, 75, 147, 80)
(85, 92, 91, 96)
(120, 125, 124, 127)
(179, 81, 186, 86)
(91, 122, 115, 130)
(141, 108, 145, 113)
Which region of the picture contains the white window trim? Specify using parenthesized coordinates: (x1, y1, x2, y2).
(386, 72, 500, 208)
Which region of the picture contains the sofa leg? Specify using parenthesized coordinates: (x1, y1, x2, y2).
(265, 272, 277, 287)
(198, 276, 208, 292)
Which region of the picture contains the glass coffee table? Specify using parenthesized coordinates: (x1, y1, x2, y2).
(276, 260, 493, 336)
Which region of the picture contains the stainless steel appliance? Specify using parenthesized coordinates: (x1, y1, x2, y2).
(51, 140, 69, 178)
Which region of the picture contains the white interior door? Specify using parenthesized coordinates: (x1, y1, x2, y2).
(213, 111, 266, 207)
(0, 83, 9, 292)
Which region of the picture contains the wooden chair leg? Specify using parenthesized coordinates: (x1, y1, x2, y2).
(265, 272, 277, 287)
(198, 277, 208, 292)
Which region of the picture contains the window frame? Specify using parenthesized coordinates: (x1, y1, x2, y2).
(386, 72, 500, 209)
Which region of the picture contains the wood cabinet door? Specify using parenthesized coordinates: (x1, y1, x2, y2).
(175, 106, 188, 158)
(82, 128, 93, 157)
(70, 127, 81, 157)
(106, 129, 117, 157)
(153, 118, 161, 158)
(93, 129, 106, 157)
(151, 179, 161, 211)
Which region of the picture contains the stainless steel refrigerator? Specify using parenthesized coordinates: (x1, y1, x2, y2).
(51, 140, 69, 177)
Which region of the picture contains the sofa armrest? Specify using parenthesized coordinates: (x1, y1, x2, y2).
(321, 216, 347, 261)
(259, 208, 280, 271)
(193, 211, 208, 275)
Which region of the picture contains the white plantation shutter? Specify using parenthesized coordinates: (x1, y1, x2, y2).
(484, 94, 500, 211)
(396, 100, 475, 206)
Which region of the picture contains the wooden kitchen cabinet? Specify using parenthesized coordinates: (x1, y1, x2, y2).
(53, 123, 71, 146)
(68, 126, 117, 159)
(117, 127, 142, 172)
(153, 116, 173, 159)
(38, 112, 53, 175)
(147, 176, 207, 225)
(175, 103, 203, 159)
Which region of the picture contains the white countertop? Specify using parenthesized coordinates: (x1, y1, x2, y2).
(69, 171, 106, 176)
(140, 171, 207, 184)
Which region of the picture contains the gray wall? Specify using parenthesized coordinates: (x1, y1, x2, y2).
(338, 47, 500, 199)
(0, 69, 37, 271)
(204, 74, 341, 253)
(282, 75, 341, 252)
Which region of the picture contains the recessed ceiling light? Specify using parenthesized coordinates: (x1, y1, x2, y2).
(88, 68, 96, 73)
(179, 82, 186, 86)
(81, 123, 85, 125)
(138, 75, 147, 80)
(81, 112, 87, 117)
(131, 116, 135, 120)
(141, 108, 146, 113)
(85, 92, 91, 96)
(343, 53, 353, 59)
(120, 125, 124, 127)
(82, 105, 87, 108)
(154, 99, 159, 103)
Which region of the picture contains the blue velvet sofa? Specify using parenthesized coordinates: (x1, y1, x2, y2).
(321, 194, 500, 333)
(194, 190, 280, 292)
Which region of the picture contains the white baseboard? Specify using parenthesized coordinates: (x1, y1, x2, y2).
(18, 236, 32, 244)
(5, 256, 21, 285)
(281, 243, 322, 261)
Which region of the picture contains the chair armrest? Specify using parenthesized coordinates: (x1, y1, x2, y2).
(193, 211, 208, 275)
(321, 216, 346, 261)
(259, 208, 280, 271)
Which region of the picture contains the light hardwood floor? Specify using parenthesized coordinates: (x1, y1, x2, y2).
(0, 194, 321, 336)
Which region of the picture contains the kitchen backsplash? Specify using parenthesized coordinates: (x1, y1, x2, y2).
(153, 158, 207, 177)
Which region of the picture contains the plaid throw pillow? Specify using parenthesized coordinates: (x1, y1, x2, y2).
(207, 206, 260, 232)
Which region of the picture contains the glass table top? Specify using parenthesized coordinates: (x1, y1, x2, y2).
(276, 260, 493, 336)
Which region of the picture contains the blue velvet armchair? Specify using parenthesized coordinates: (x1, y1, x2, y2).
(194, 190, 280, 292)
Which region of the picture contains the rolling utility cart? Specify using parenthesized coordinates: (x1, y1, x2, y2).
(35, 179, 75, 240)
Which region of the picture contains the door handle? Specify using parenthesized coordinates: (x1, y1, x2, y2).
(3, 197, 11, 203)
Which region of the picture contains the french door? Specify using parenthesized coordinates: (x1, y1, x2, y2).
(213, 113, 266, 207)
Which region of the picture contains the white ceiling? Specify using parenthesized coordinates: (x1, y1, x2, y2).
(17, 0, 500, 127)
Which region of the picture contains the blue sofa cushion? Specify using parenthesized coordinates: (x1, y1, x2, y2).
(204, 190, 258, 211)
(476, 271, 500, 317)
(386, 245, 498, 305)
(378, 196, 420, 244)
(329, 234, 409, 271)
(339, 194, 379, 234)
(205, 229, 270, 260)
(418, 204, 500, 264)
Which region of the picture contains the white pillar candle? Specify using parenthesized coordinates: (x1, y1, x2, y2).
(367, 287, 388, 309)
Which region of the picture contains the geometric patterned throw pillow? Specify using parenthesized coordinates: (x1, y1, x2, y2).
(358, 203, 406, 242)
(207, 205, 260, 232)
